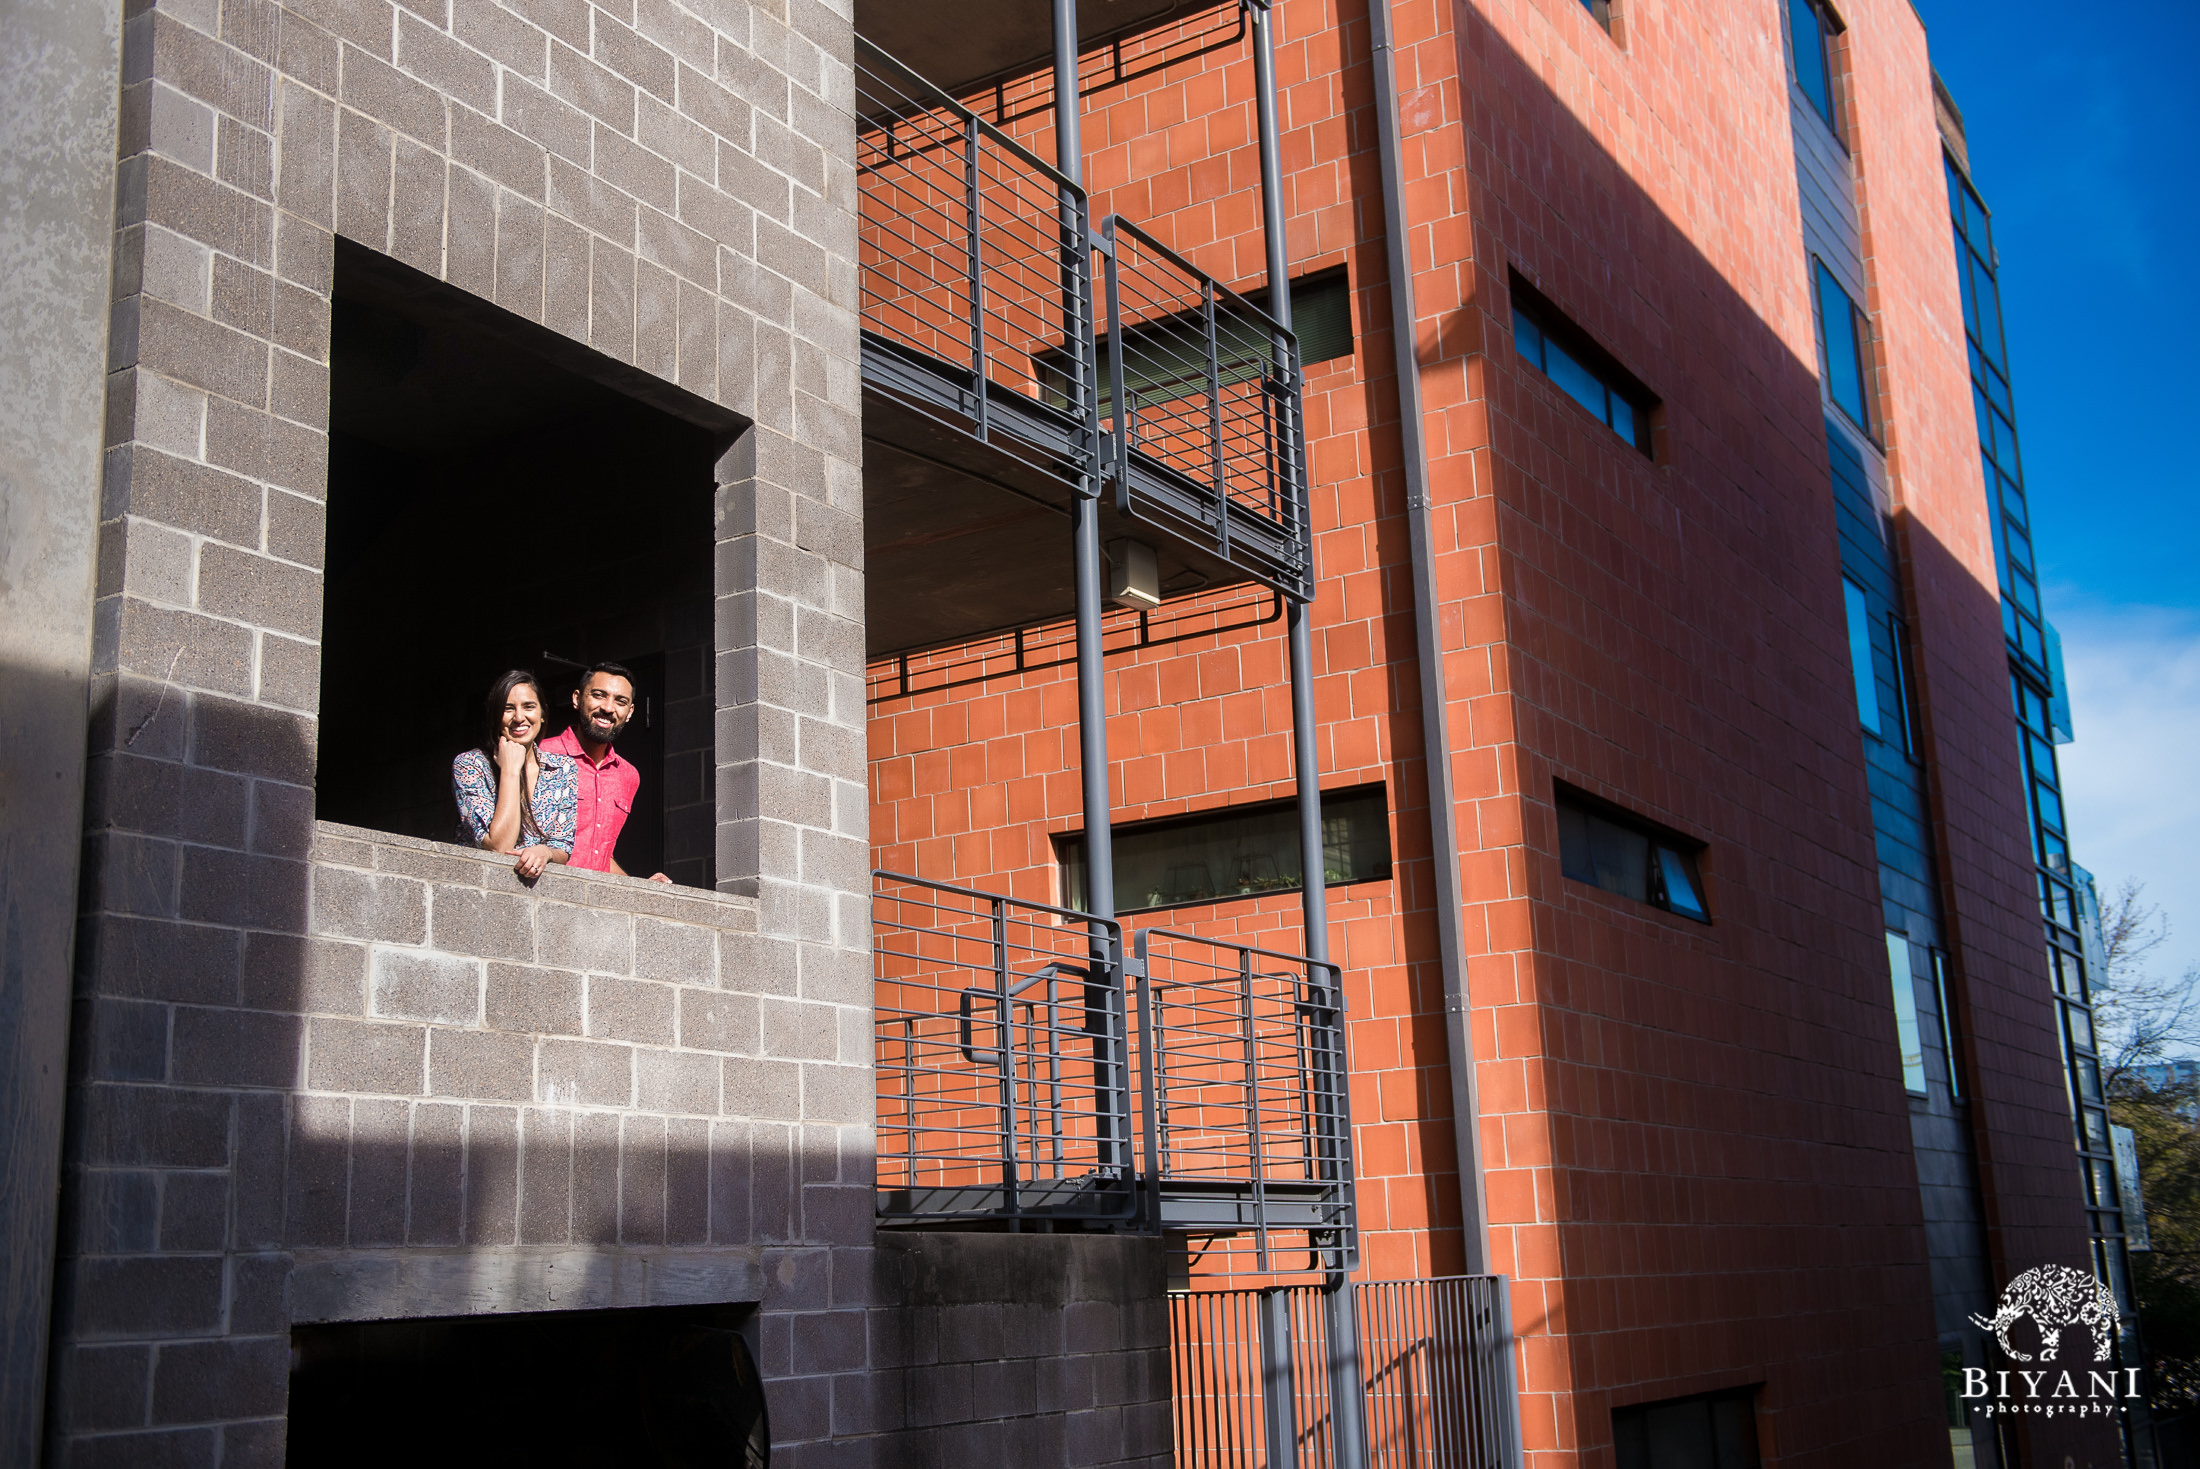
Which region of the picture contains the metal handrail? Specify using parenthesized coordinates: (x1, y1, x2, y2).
(1097, 214, 1313, 597)
(856, 37, 1101, 489)
(873, 871, 1132, 1224)
(874, 873, 1358, 1272)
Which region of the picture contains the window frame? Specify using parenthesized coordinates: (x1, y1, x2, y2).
(1508, 272, 1658, 458)
(1840, 577, 1882, 737)
(1811, 257, 1875, 438)
(1786, 0, 1842, 137)
(1554, 782, 1711, 924)
(1054, 782, 1393, 917)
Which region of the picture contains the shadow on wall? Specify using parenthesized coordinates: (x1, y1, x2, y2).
(887, 4, 2104, 1463)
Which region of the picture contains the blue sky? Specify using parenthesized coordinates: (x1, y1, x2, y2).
(1913, 1, 2200, 984)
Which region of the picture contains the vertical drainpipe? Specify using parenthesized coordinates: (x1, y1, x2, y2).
(1055, 0, 1133, 1210)
(1056, 0, 1112, 935)
(1364, 0, 1493, 1275)
(1252, 6, 1368, 1466)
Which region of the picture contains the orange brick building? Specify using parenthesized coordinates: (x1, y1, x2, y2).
(866, 0, 2126, 1465)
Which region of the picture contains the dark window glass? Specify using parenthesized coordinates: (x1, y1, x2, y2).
(1812, 259, 1872, 433)
(1614, 1386, 1762, 1469)
(1510, 282, 1656, 457)
(1577, 0, 1614, 30)
(1555, 785, 1709, 923)
(1057, 784, 1390, 915)
(1888, 614, 1918, 758)
(1787, 0, 1836, 128)
(1083, 268, 1349, 421)
(1931, 951, 1964, 1103)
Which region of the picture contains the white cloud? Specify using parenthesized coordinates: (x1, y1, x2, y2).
(2051, 597, 2200, 984)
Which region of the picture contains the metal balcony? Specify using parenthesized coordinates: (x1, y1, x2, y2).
(873, 871, 1357, 1272)
(856, 35, 1313, 659)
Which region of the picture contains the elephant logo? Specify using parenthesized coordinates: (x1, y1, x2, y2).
(1968, 1265, 2119, 1363)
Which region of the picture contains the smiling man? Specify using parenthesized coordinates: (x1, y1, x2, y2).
(539, 661, 671, 883)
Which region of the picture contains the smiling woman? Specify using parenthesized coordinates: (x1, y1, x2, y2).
(449, 669, 577, 881)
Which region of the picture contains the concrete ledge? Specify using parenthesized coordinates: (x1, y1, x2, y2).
(289, 1245, 766, 1323)
(312, 821, 760, 931)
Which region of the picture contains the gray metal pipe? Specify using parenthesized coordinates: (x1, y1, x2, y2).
(1364, 0, 1491, 1274)
(1253, 11, 1369, 1469)
(1249, 4, 1328, 977)
(1055, 0, 1116, 936)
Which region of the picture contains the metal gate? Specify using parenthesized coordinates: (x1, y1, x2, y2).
(1170, 1276, 1522, 1469)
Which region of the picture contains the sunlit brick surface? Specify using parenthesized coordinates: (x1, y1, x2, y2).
(870, 0, 2112, 1465)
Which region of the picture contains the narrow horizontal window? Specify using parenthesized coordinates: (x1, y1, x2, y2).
(1081, 267, 1350, 421)
(1614, 1384, 1761, 1469)
(1554, 784, 1709, 922)
(1056, 783, 1391, 916)
(1509, 274, 1656, 456)
(1841, 577, 1881, 735)
(1812, 259, 1873, 435)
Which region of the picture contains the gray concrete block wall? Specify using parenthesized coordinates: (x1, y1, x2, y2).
(868, 1233, 1175, 1469)
(56, 0, 871, 1456)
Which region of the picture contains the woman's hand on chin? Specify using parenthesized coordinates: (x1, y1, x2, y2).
(495, 733, 530, 773)
(514, 844, 554, 880)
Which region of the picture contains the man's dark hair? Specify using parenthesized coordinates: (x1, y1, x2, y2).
(581, 661, 635, 689)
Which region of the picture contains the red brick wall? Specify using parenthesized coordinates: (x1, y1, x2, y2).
(869, 0, 2111, 1463)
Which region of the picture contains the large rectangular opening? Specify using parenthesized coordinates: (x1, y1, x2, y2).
(288, 1303, 768, 1466)
(317, 243, 743, 886)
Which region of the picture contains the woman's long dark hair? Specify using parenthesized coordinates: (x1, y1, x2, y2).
(479, 669, 547, 845)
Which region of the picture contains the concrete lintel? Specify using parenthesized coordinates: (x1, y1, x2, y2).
(289, 1245, 766, 1323)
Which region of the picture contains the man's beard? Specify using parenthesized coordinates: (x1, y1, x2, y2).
(579, 709, 629, 747)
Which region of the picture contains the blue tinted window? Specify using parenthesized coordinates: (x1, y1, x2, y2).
(1789, 0, 1835, 127)
(1843, 578, 1881, 735)
(1813, 260, 1871, 433)
(1544, 339, 1608, 423)
(1511, 286, 1653, 456)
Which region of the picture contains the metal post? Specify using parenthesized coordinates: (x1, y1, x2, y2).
(1260, 1288, 1301, 1469)
(1254, 6, 1368, 1466)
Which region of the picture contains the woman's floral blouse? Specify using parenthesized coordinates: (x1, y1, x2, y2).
(451, 748, 578, 851)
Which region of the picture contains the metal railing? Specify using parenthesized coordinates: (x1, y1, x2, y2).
(873, 873, 1355, 1266)
(856, 36, 1100, 486)
(1099, 216, 1314, 597)
(873, 872, 1134, 1223)
(1172, 1277, 1523, 1469)
(1136, 927, 1356, 1276)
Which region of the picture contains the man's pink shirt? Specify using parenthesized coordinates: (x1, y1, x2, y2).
(538, 726, 640, 872)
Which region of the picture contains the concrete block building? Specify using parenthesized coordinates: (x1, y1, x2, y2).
(0, 0, 2137, 1464)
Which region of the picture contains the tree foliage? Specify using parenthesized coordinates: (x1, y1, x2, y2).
(2098, 882, 2200, 1412)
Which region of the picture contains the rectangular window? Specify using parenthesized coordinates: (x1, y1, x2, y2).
(1087, 267, 1351, 420)
(1510, 274, 1656, 457)
(1888, 613, 1918, 756)
(1555, 784, 1709, 923)
(1577, 0, 1614, 30)
(1614, 1385, 1761, 1469)
(1812, 259, 1873, 434)
(1841, 579, 1881, 735)
(1787, 0, 1838, 130)
(1056, 784, 1391, 915)
(1887, 932, 1929, 1096)
(1931, 950, 1963, 1103)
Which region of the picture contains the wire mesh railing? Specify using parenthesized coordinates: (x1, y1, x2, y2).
(856, 36, 1099, 485)
(1136, 928, 1356, 1277)
(873, 872, 1135, 1223)
(1171, 1277, 1522, 1469)
(1098, 215, 1313, 594)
